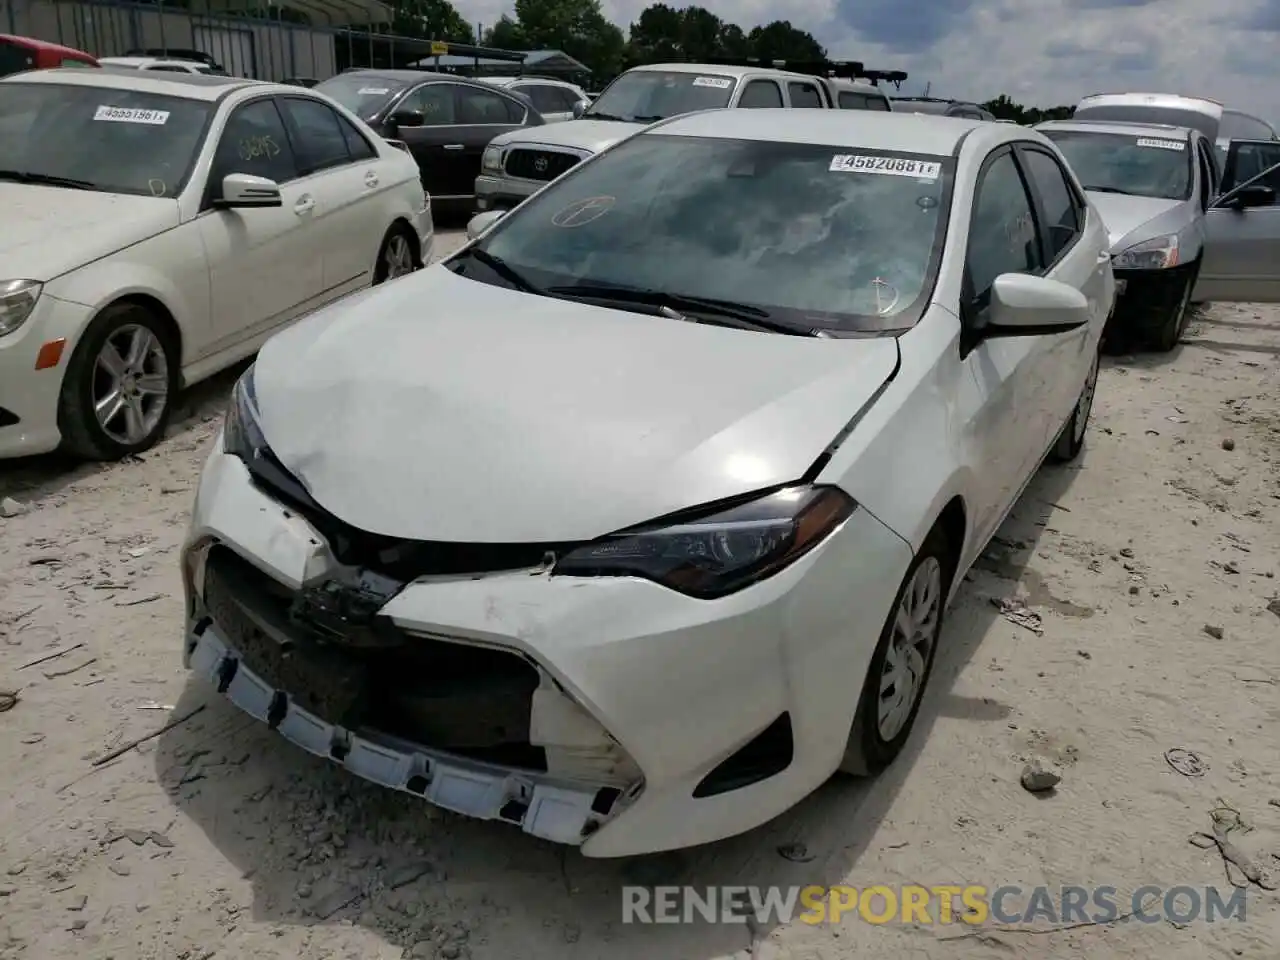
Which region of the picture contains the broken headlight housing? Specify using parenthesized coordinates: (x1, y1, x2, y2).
(1113, 234, 1179, 270)
(222, 364, 267, 461)
(553, 485, 856, 599)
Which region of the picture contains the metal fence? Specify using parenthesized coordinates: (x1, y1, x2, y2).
(1, 0, 459, 83)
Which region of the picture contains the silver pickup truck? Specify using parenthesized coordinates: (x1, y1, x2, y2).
(474, 62, 864, 212)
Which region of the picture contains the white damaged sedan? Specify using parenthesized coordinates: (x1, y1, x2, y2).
(181, 109, 1112, 856)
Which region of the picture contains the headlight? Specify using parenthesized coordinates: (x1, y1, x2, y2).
(1112, 234, 1179, 270)
(222, 365, 266, 461)
(482, 145, 503, 172)
(0, 280, 42, 336)
(553, 485, 856, 599)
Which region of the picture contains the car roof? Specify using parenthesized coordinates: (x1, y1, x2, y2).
(630, 62, 820, 82)
(99, 56, 205, 69)
(651, 108, 990, 154)
(0, 33, 93, 56)
(1076, 92, 1223, 119)
(2, 66, 265, 99)
(1037, 119, 1196, 140)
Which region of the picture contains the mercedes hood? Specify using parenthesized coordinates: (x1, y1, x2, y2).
(252, 266, 900, 543)
(1087, 191, 1188, 252)
(0, 183, 180, 282)
(488, 118, 642, 155)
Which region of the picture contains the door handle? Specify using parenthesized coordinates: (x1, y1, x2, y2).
(364, 171, 379, 188)
(294, 195, 315, 216)
(442, 144, 464, 151)
(1097, 250, 1112, 263)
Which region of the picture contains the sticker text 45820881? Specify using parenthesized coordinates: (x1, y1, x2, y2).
(830, 154, 942, 180)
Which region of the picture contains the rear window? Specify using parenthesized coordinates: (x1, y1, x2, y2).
(894, 99, 949, 115)
(839, 91, 890, 111)
(1220, 111, 1277, 141)
(0, 38, 37, 77)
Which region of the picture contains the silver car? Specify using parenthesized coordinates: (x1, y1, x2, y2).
(1038, 118, 1280, 350)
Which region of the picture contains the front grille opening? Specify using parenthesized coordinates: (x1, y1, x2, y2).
(693, 713, 794, 799)
(204, 545, 547, 771)
(245, 447, 575, 579)
(504, 148, 581, 181)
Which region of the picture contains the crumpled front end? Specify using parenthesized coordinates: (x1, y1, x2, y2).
(180, 440, 910, 856)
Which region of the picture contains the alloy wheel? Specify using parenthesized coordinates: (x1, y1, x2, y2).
(92, 324, 169, 446)
(877, 556, 942, 741)
(383, 234, 414, 280)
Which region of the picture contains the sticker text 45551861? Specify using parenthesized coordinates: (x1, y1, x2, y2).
(830, 154, 942, 180)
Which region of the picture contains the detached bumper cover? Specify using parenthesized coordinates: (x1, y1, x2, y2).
(186, 624, 603, 844)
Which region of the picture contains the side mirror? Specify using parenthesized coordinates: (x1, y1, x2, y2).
(1221, 182, 1275, 210)
(389, 109, 425, 129)
(213, 173, 282, 209)
(984, 273, 1090, 335)
(572, 99, 588, 119)
(466, 209, 506, 240)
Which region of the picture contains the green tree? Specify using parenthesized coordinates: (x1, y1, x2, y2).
(482, 14, 527, 48)
(746, 20, 825, 62)
(509, 0, 626, 77)
(391, 0, 474, 42)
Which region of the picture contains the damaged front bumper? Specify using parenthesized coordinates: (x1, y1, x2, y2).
(180, 442, 910, 856)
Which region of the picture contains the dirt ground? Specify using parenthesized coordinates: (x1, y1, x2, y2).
(2, 246, 1279, 958)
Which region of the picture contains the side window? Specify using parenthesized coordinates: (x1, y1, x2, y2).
(1195, 142, 1212, 211)
(337, 112, 377, 161)
(787, 81, 823, 108)
(60, 57, 94, 68)
(957, 108, 983, 120)
(526, 84, 563, 114)
(1017, 147, 1080, 264)
(967, 150, 1043, 303)
(555, 87, 583, 110)
(209, 98, 299, 195)
(1224, 141, 1280, 197)
(459, 87, 522, 124)
(279, 98, 352, 174)
(399, 84, 456, 125)
(738, 80, 783, 108)
(147, 65, 190, 73)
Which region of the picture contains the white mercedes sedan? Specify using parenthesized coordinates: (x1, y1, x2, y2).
(181, 109, 1114, 857)
(0, 67, 431, 461)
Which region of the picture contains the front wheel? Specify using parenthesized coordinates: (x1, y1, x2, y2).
(1048, 347, 1100, 464)
(839, 527, 952, 776)
(1150, 261, 1198, 352)
(374, 224, 418, 285)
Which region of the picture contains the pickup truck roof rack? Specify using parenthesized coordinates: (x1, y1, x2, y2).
(695, 57, 908, 87)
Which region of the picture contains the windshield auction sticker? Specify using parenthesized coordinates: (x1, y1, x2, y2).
(692, 76, 732, 88)
(1136, 138, 1185, 151)
(551, 195, 616, 227)
(830, 154, 941, 180)
(358, 87, 390, 95)
(93, 105, 170, 125)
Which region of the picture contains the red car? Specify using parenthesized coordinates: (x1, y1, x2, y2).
(0, 34, 99, 77)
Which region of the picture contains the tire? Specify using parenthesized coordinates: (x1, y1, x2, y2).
(57, 302, 179, 462)
(1149, 261, 1198, 353)
(839, 526, 953, 776)
(1048, 346, 1100, 464)
(373, 224, 418, 285)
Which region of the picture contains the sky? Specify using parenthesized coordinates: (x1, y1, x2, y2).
(454, 0, 1280, 120)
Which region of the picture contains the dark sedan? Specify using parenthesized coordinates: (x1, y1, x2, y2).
(315, 69, 545, 214)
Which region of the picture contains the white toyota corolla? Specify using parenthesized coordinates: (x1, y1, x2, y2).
(182, 109, 1114, 857)
(0, 67, 431, 461)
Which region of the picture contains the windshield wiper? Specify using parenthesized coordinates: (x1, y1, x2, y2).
(583, 111, 629, 122)
(0, 169, 97, 190)
(546, 282, 812, 336)
(452, 247, 543, 294)
(1081, 185, 1132, 195)
(630, 115, 665, 123)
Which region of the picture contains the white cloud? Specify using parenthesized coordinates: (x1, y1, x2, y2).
(455, 0, 1279, 120)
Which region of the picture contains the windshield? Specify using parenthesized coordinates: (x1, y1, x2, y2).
(0, 38, 37, 77)
(839, 90, 890, 110)
(313, 74, 405, 119)
(585, 70, 734, 123)
(894, 99, 949, 115)
(1041, 130, 1191, 200)
(459, 134, 953, 333)
(1072, 104, 1218, 141)
(0, 81, 209, 197)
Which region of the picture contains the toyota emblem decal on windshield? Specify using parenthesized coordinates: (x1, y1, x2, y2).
(533, 156, 549, 173)
(551, 195, 616, 227)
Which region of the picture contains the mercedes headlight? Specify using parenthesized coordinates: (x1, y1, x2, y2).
(222, 365, 266, 461)
(1113, 234, 1179, 270)
(482, 145, 504, 172)
(0, 280, 42, 336)
(553, 485, 856, 599)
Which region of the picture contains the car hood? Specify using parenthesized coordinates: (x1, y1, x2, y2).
(0, 183, 179, 282)
(1086, 191, 1188, 252)
(253, 266, 900, 543)
(489, 118, 642, 154)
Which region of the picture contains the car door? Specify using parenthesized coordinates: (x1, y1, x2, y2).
(388, 81, 470, 201)
(276, 95, 388, 297)
(452, 84, 531, 195)
(959, 146, 1055, 545)
(1192, 139, 1280, 302)
(1013, 142, 1106, 442)
(195, 96, 323, 354)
